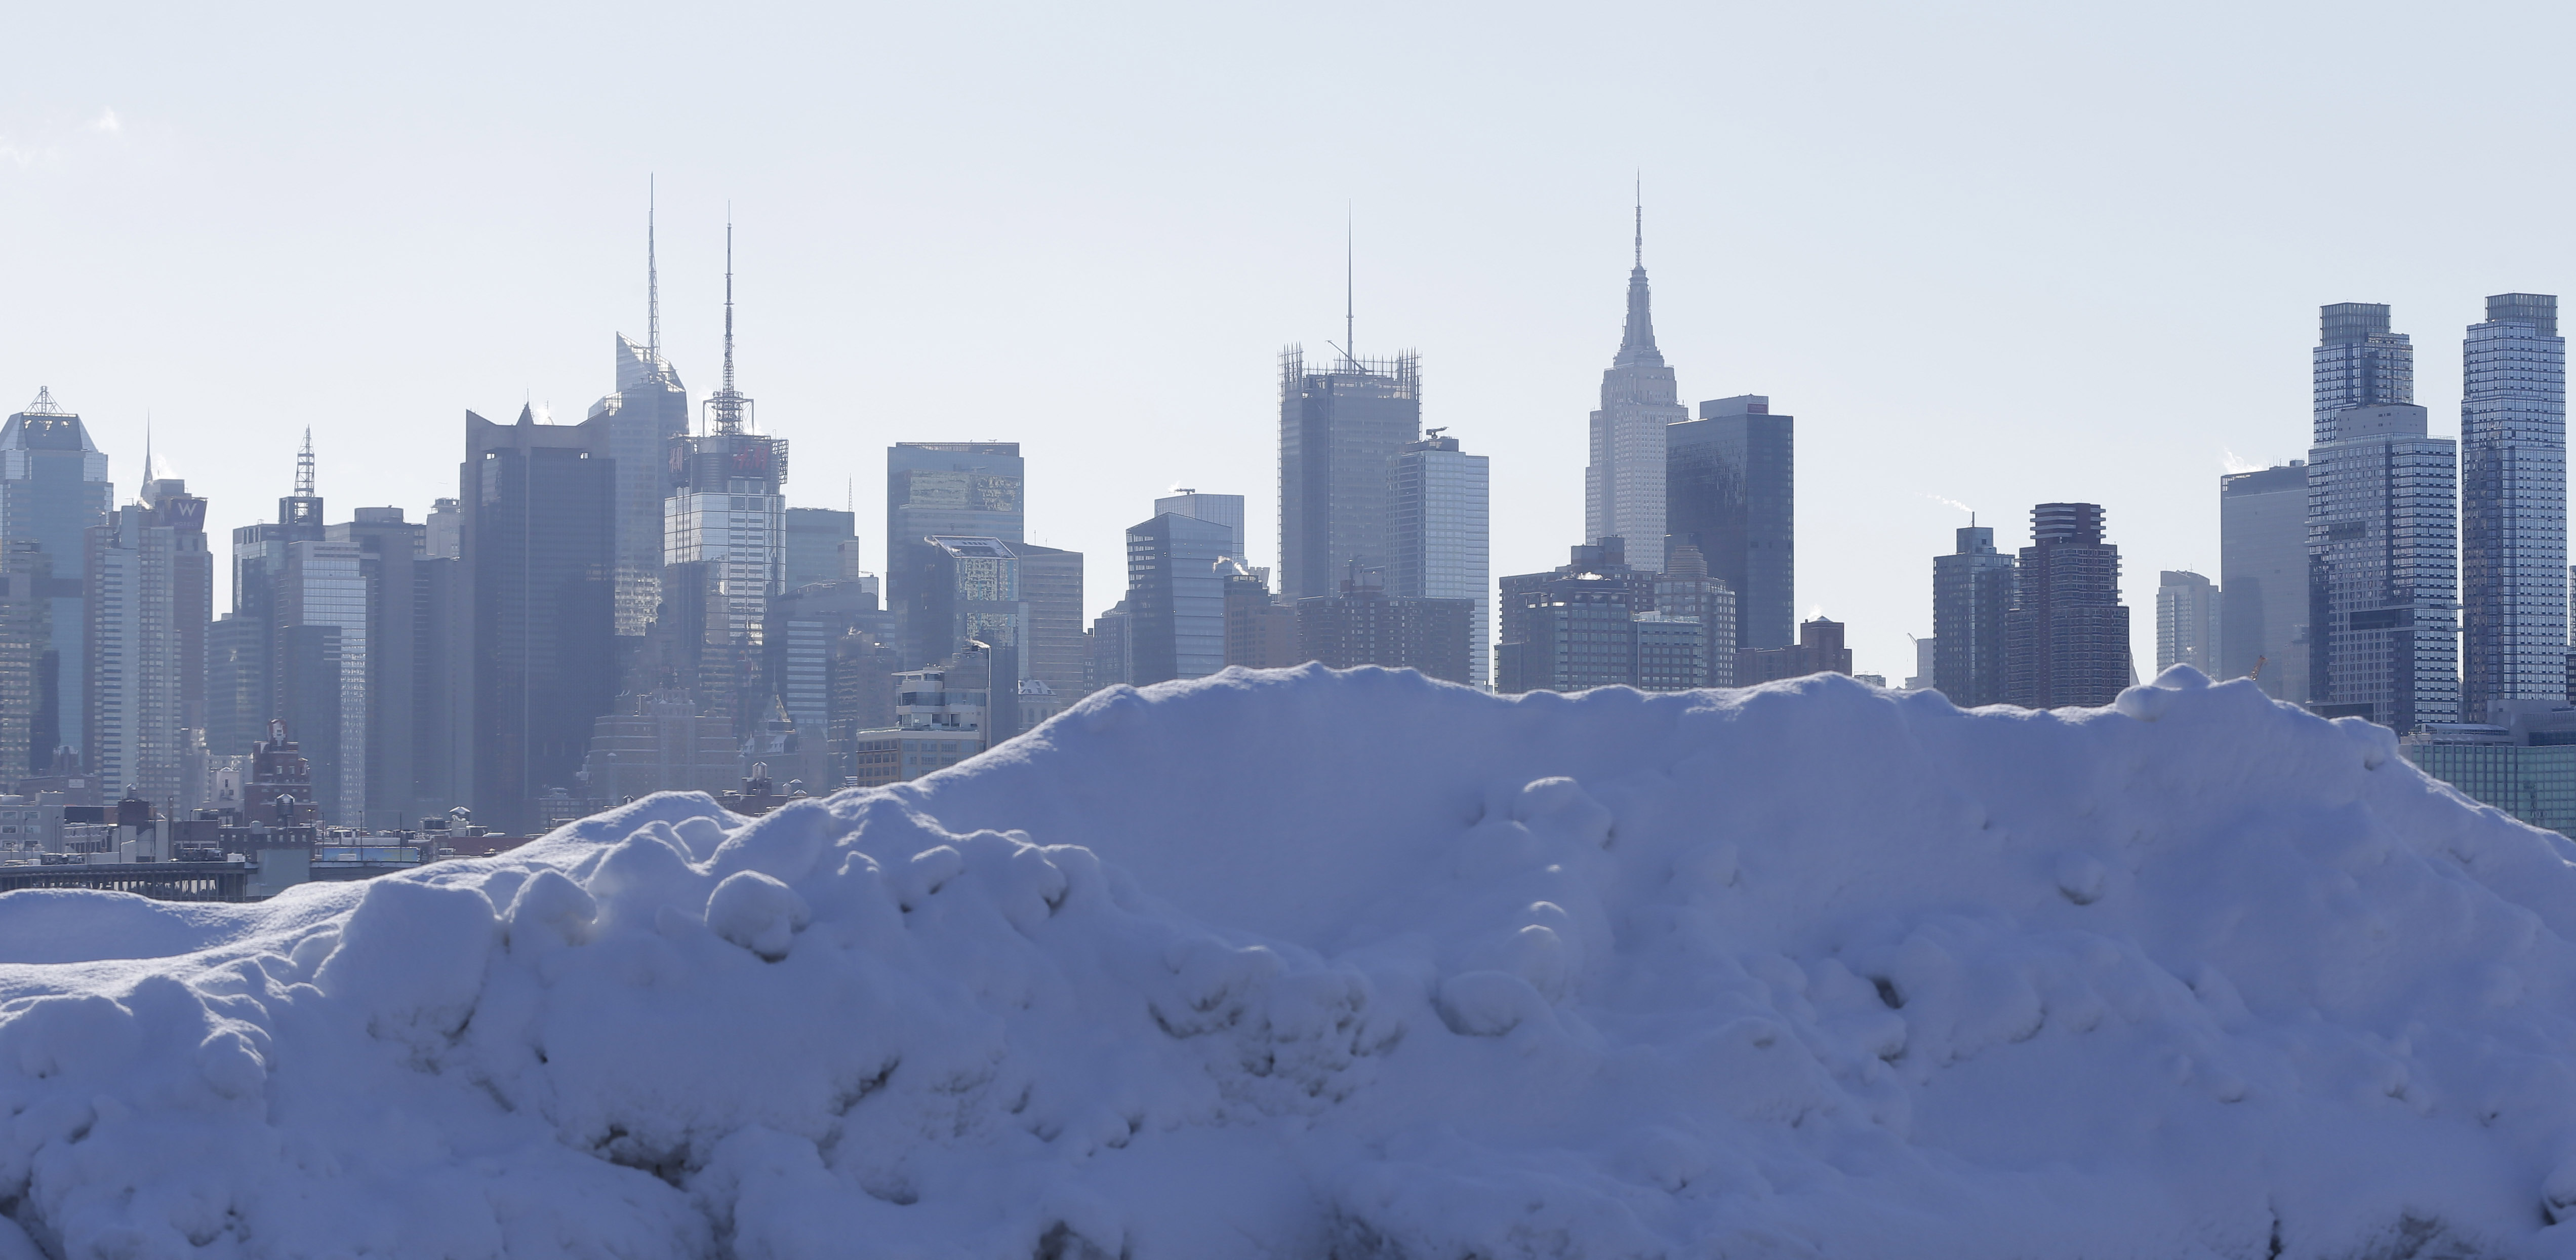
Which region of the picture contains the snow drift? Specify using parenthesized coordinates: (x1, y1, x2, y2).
(6, 664, 2576, 1258)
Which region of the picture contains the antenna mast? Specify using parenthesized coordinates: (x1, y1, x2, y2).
(705, 212, 750, 435)
(647, 175, 660, 363)
(1634, 172, 1642, 268)
(295, 428, 315, 497)
(1344, 204, 1355, 370)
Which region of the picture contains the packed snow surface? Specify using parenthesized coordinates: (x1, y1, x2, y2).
(9, 666, 2576, 1257)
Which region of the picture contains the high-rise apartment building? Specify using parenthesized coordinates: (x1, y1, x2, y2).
(1739, 616, 1854, 686)
(1653, 543, 1737, 688)
(2307, 303, 2460, 731)
(1278, 349, 1419, 602)
(2004, 503, 2129, 709)
(2220, 462, 2309, 700)
(2156, 570, 2220, 675)
(1932, 524, 2017, 706)
(1585, 221, 1681, 576)
(1495, 539, 1685, 694)
(462, 405, 619, 834)
(0, 544, 52, 775)
(887, 442, 1023, 666)
(2461, 293, 2567, 719)
(1387, 432, 1490, 688)
(586, 199, 693, 640)
(1667, 396, 1796, 650)
(0, 389, 113, 765)
(1124, 512, 1232, 685)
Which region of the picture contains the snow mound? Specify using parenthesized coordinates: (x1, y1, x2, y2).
(6, 664, 2576, 1258)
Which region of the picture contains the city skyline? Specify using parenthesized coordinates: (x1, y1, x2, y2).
(11, 4, 2576, 681)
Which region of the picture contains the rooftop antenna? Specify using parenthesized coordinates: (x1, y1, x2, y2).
(1634, 171, 1643, 268)
(647, 175, 660, 364)
(295, 428, 315, 497)
(1344, 203, 1355, 370)
(705, 210, 748, 435)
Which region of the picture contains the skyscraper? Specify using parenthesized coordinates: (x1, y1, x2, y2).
(1124, 512, 1231, 685)
(1667, 395, 1796, 650)
(331, 506, 431, 831)
(0, 544, 53, 775)
(2156, 570, 2220, 675)
(2004, 503, 2129, 709)
(783, 507, 857, 590)
(1293, 562, 1475, 685)
(463, 405, 619, 834)
(0, 389, 113, 764)
(587, 191, 692, 640)
(143, 478, 211, 762)
(887, 442, 1023, 666)
(1008, 541, 1085, 713)
(1387, 431, 1490, 688)
(2220, 462, 2309, 700)
(2460, 293, 2567, 719)
(1653, 543, 1737, 688)
(1932, 524, 2017, 706)
(273, 534, 367, 826)
(84, 504, 184, 806)
(1495, 539, 1681, 694)
(2307, 303, 2459, 731)
(1154, 492, 1245, 562)
(661, 227, 788, 729)
(1585, 208, 1682, 575)
(1278, 349, 1419, 602)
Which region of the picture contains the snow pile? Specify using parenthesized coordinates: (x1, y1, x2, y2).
(7, 665, 2576, 1257)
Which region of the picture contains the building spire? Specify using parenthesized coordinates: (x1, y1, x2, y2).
(706, 212, 749, 434)
(647, 175, 660, 363)
(1614, 182, 1664, 369)
(1345, 204, 1356, 370)
(295, 428, 315, 497)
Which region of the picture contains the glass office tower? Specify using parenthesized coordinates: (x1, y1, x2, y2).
(1667, 396, 1796, 650)
(2461, 293, 2567, 720)
(0, 389, 112, 763)
(1278, 349, 1419, 602)
(2220, 462, 2309, 701)
(887, 442, 1023, 666)
(1387, 432, 1490, 688)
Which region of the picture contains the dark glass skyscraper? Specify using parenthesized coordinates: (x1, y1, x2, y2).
(2460, 293, 2566, 720)
(1277, 349, 1419, 602)
(0, 389, 112, 764)
(1666, 395, 1795, 649)
(1124, 512, 1231, 685)
(2004, 503, 2129, 709)
(1933, 524, 2016, 706)
(463, 406, 618, 834)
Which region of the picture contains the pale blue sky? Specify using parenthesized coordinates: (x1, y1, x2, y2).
(4, 1, 2569, 679)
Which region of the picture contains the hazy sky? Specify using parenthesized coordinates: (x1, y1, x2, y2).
(5, 1, 2570, 680)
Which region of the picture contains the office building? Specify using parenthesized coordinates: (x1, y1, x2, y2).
(272, 534, 367, 825)
(2156, 570, 2220, 675)
(888, 442, 1023, 666)
(1585, 219, 1682, 576)
(1932, 524, 2017, 706)
(2004, 503, 2130, 710)
(0, 389, 113, 763)
(764, 580, 892, 770)
(2405, 706, 2576, 842)
(1278, 349, 1419, 601)
(1154, 491, 1245, 562)
(1905, 636, 1937, 691)
(662, 247, 788, 728)
(2220, 462, 2309, 699)
(330, 506, 436, 831)
(1008, 542, 1085, 712)
(143, 479, 211, 760)
(586, 199, 693, 639)
(1294, 563, 1474, 685)
(1388, 431, 1491, 688)
(463, 405, 619, 834)
(84, 504, 185, 808)
(579, 691, 739, 807)
(2306, 400, 2460, 729)
(1667, 395, 1796, 649)
(784, 508, 859, 591)
(1086, 601, 1133, 692)
(2460, 293, 2567, 719)
(846, 649, 995, 788)
(1654, 543, 1737, 688)
(1124, 512, 1231, 686)
(1739, 616, 1854, 686)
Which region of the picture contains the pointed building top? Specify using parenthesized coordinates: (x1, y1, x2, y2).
(647, 176, 661, 362)
(706, 214, 751, 434)
(22, 387, 65, 417)
(1612, 181, 1665, 369)
(515, 403, 537, 425)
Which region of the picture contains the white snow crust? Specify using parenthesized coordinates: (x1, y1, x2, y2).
(6, 664, 2576, 1258)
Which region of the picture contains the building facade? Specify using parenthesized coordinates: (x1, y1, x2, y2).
(84, 505, 184, 808)
(2156, 570, 2221, 676)
(1653, 543, 1737, 688)
(1667, 395, 1795, 650)
(887, 442, 1023, 666)
(2460, 293, 2567, 719)
(2307, 401, 2459, 731)
(1932, 524, 2017, 706)
(1293, 567, 1474, 685)
(1124, 513, 1231, 686)
(1738, 616, 1854, 686)
(1494, 539, 1675, 694)
(2004, 503, 2130, 709)
(2220, 462, 2309, 700)
(1278, 350, 1419, 602)
(783, 507, 858, 591)
(1387, 432, 1490, 688)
